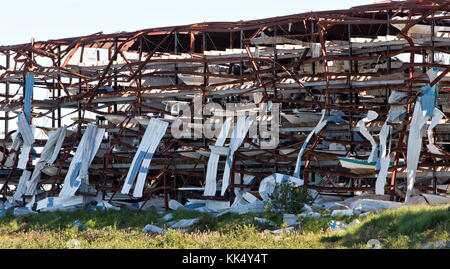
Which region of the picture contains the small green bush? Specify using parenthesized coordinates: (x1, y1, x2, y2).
(266, 180, 312, 214)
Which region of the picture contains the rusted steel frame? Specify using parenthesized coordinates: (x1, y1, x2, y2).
(103, 152, 134, 163)
(298, 61, 448, 82)
(0, 3, 442, 51)
(58, 66, 95, 80)
(118, 50, 141, 87)
(303, 126, 328, 186)
(400, 2, 450, 35)
(128, 30, 176, 82)
(61, 42, 81, 68)
(396, 182, 448, 194)
(295, 47, 310, 70)
(103, 106, 138, 172)
(235, 72, 296, 98)
(389, 8, 418, 201)
(243, 44, 269, 100)
(51, 77, 73, 100)
(301, 47, 450, 66)
(138, 145, 176, 214)
(233, 169, 271, 179)
(166, 169, 204, 178)
(430, 67, 450, 87)
(168, 152, 207, 164)
(320, 138, 371, 146)
(170, 138, 209, 152)
(315, 13, 450, 25)
(132, 69, 251, 80)
(256, 57, 322, 108)
(308, 185, 375, 192)
(0, 157, 19, 195)
(317, 23, 331, 114)
(324, 104, 391, 114)
(82, 33, 147, 107)
(311, 154, 343, 198)
(304, 167, 376, 178)
(135, 103, 173, 115)
(270, 97, 325, 107)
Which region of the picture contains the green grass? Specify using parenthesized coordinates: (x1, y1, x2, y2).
(0, 205, 447, 249)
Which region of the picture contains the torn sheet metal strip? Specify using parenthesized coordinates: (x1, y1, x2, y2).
(405, 101, 430, 203)
(203, 117, 232, 196)
(59, 124, 105, 198)
(48, 125, 67, 165)
(220, 116, 253, 196)
(121, 118, 159, 195)
(293, 109, 326, 178)
(133, 119, 169, 198)
(13, 170, 32, 201)
(5, 132, 21, 167)
(357, 110, 379, 163)
(17, 125, 35, 170)
(375, 123, 391, 195)
(25, 126, 67, 196)
(17, 113, 35, 145)
(36, 196, 84, 211)
(426, 108, 445, 156)
(23, 73, 34, 123)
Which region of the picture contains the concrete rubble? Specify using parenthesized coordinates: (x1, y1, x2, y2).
(142, 224, 166, 234)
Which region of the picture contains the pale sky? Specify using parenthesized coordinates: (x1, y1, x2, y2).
(1, 0, 379, 46)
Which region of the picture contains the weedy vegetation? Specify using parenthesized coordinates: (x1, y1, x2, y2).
(0, 204, 447, 249)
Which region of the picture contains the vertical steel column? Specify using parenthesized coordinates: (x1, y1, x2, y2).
(387, 10, 392, 104)
(138, 36, 143, 116)
(272, 25, 278, 98)
(311, 20, 315, 74)
(78, 46, 84, 128)
(57, 46, 62, 128)
(202, 32, 207, 89)
(240, 30, 244, 80)
(431, 19, 435, 64)
(190, 32, 195, 54)
(431, 15, 437, 194)
(174, 32, 179, 85)
(29, 38, 34, 125)
(4, 51, 9, 138)
(113, 37, 118, 113)
(348, 23, 354, 154)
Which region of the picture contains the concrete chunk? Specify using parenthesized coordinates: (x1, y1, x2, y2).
(142, 224, 165, 234)
(283, 214, 299, 226)
(254, 217, 276, 226)
(170, 218, 199, 229)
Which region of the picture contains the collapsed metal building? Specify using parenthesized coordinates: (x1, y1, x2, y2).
(0, 0, 449, 212)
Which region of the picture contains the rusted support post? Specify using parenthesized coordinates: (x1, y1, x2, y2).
(57, 45, 62, 128)
(174, 31, 179, 85)
(113, 37, 118, 113)
(240, 30, 244, 81)
(164, 151, 168, 212)
(431, 17, 435, 64)
(230, 151, 237, 205)
(311, 19, 315, 74)
(390, 9, 416, 201)
(4, 51, 9, 138)
(272, 24, 278, 98)
(138, 36, 143, 115)
(318, 24, 330, 115)
(190, 32, 195, 54)
(386, 10, 392, 103)
(348, 22, 354, 153)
